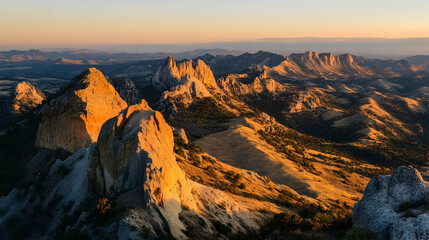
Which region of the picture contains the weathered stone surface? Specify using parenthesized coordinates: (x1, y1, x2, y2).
(88, 99, 179, 196)
(88, 100, 198, 238)
(12, 81, 46, 114)
(152, 56, 218, 91)
(217, 70, 285, 96)
(35, 68, 127, 152)
(160, 74, 212, 105)
(153, 58, 216, 114)
(86, 101, 282, 239)
(353, 166, 429, 240)
(269, 51, 400, 79)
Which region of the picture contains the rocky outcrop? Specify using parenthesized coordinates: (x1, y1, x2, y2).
(152, 57, 218, 114)
(0, 98, 283, 239)
(197, 50, 286, 75)
(152, 56, 218, 91)
(217, 70, 285, 96)
(159, 74, 212, 105)
(353, 166, 429, 240)
(107, 77, 141, 105)
(35, 68, 127, 152)
(269, 51, 400, 79)
(88, 100, 197, 238)
(88, 99, 181, 196)
(11, 81, 46, 115)
(406, 55, 429, 71)
(86, 101, 281, 239)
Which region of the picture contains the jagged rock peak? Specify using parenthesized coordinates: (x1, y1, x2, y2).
(152, 56, 218, 90)
(339, 53, 355, 64)
(304, 51, 319, 58)
(35, 68, 127, 153)
(319, 53, 337, 65)
(12, 81, 46, 115)
(89, 100, 180, 197)
(269, 51, 382, 79)
(86, 100, 278, 239)
(353, 166, 429, 239)
(161, 74, 212, 101)
(88, 101, 201, 240)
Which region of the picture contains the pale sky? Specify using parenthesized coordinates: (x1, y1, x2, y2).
(1, 0, 429, 45)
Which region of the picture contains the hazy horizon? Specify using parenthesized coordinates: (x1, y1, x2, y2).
(2, 0, 429, 59)
(2, 37, 429, 59)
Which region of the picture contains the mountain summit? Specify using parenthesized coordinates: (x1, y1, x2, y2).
(152, 56, 218, 90)
(35, 68, 127, 152)
(11, 81, 46, 115)
(269, 51, 400, 79)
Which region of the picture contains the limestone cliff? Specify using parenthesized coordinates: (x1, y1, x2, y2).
(35, 68, 127, 152)
(11, 81, 46, 115)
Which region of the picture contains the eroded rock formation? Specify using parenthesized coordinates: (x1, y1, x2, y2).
(86, 101, 280, 238)
(152, 56, 218, 90)
(269, 51, 400, 79)
(353, 166, 429, 239)
(12, 81, 46, 115)
(35, 68, 127, 152)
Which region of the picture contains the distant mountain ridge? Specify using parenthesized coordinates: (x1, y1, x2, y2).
(197, 50, 286, 75)
(0, 48, 244, 64)
(407, 55, 429, 71)
(198, 50, 425, 79)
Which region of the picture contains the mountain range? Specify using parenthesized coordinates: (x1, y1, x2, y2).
(0, 49, 428, 239)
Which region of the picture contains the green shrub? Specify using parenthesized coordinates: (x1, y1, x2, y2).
(262, 207, 352, 236)
(343, 227, 377, 240)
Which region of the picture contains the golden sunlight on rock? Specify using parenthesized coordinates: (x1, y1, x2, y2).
(12, 81, 46, 115)
(35, 68, 127, 152)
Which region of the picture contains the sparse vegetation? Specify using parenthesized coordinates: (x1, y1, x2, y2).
(262, 206, 353, 238)
(342, 227, 377, 240)
(97, 198, 111, 215)
(168, 97, 236, 138)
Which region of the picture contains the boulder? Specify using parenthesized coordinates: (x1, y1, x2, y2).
(353, 166, 429, 240)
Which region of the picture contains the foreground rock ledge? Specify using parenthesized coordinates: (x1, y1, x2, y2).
(353, 166, 429, 240)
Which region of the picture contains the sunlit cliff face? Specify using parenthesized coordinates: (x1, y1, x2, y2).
(35, 68, 128, 152)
